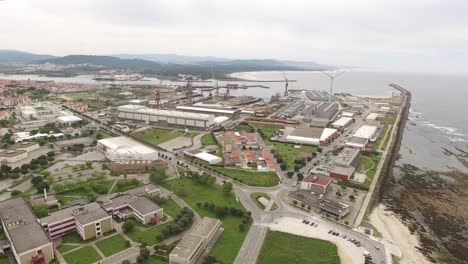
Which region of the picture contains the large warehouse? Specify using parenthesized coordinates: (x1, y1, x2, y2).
(331, 117, 353, 130)
(175, 105, 240, 119)
(118, 105, 215, 130)
(346, 125, 378, 148)
(97, 136, 159, 161)
(285, 127, 338, 146)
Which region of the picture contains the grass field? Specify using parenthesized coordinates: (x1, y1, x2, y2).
(57, 244, 80, 254)
(126, 220, 173, 245)
(159, 198, 181, 218)
(361, 154, 381, 188)
(250, 192, 270, 210)
(133, 128, 198, 146)
(163, 179, 251, 263)
(234, 124, 255, 133)
(63, 246, 102, 264)
(249, 122, 317, 170)
(95, 234, 130, 256)
(212, 167, 279, 187)
(143, 256, 168, 264)
(61, 232, 92, 244)
(0, 255, 10, 264)
(257, 231, 340, 264)
(201, 133, 218, 145)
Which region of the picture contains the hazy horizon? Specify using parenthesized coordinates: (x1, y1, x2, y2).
(1, 0, 467, 74)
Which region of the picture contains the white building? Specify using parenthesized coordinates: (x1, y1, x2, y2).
(331, 117, 353, 130)
(345, 125, 378, 148)
(118, 105, 215, 129)
(285, 127, 338, 146)
(57, 115, 83, 125)
(97, 136, 159, 161)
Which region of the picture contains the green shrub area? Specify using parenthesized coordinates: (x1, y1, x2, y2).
(163, 179, 252, 263)
(133, 128, 197, 145)
(111, 178, 144, 193)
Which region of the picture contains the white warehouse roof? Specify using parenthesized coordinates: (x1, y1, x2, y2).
(353, 125, 378, 139)
(57, 115, 82, 123)
(332, 117, 352, 127)
(118, 105, 214, 121)
(193, 152, 222, 165)
(214, 116, 229, 125)
(98, 136, 159, 161)
(176, 106, 238, 115)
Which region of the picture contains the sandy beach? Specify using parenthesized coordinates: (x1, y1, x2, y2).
(370, 204, 430, 264)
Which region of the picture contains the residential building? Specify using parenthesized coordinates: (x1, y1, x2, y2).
(0, 198, 55, 264)
(169, 217, 223, 264)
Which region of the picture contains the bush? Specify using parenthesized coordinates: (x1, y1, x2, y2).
(122, 220, 136, 233)
(10, 190, 21, 197)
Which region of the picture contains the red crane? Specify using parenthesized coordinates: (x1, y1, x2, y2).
(153, 89, 161, 109)
(186, 77, 193, 105)
(283, 72, 289, 96)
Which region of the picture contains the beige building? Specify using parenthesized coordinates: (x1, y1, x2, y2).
(0, 198, 55, 264)
(169, 217, 223, 264)
(0, 150, 28, 163)
(102, 184, 163, 225)
(40, 202, 113, 240)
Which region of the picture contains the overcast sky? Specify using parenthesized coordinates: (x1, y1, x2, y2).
(1, 0, 467, 73)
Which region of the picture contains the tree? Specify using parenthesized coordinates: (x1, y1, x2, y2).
(296, 173, 304, 181)
(287, 171, 294, 178)
(122, 220, 136, 233)
(239, 223, 246, 232)
(280, 164, 287, 171)
(35, 181, 50, 193)
(10, 190, 22, 197)
(85, 161, 93, 168)
(222, 182, 233, 195)
(122, 260, 131, 264)
(349, 194, 355, 202)
(31, 176, 44, 185)
(336, 191, 342, 198)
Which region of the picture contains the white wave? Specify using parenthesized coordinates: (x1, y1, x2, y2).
(409, 108, 423, 116)
(420, 122, 468, 137)
(449, 137, 468, 143)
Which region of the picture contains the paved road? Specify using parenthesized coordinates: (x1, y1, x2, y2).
(234, 224, 268, 264)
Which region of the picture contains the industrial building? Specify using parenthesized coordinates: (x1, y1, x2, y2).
(301, 101, 340, 121)
(329, 165, 356, 181)
(184, 150, 222, 165)
(331, 117, 353, 130)
(97, 136, 159, 161)
(285, 127, 338, 146)
(118, 105, 215, 130)
(18, 103, 83, 131)
(334, 148, 361, 168)
(169, 217, 223, 264)
(175, 105, 240, 119)
(300, 176, 331, 195)
(346, 125, 378, 148)
(0, 198, 55, 264)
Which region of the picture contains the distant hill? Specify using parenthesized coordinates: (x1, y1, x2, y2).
(114, 54, 324, 70)
(0, 50, 55, 63)
(114, 53, 229, 64)
(39, 55, 162, 72)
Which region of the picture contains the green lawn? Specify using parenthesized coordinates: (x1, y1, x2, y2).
(212, 167, 279, 187)
(143, 256, 168, 264)
(159, 198, 181, 218)
(250, 192, 270, 210)
(57, 244, 80, 254)
(56, 195, 81, 204)
(257, 231, 340, 264)
(95, 234, 130, 256)
(249, 122, 317, 170)
(133, 128, 198, 145)
(65, 92, 96, 100)
(63, 246, 102, 264)
(163, 179, 251, 263)
(61, 232, 95, 244)
(234, 124, 255, 133)
(201, 133, 217, 145)
(126, 220, 173, 246)
(0, 255, 11, 264)
(87, 101, 108, 111)
(362, 154, 381, 188)
(269, 142, 317, 170)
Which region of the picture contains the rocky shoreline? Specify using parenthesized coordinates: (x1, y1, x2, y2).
(373, 85, 468, 263)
